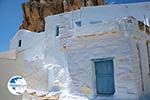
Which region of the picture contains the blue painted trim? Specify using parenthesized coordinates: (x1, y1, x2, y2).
(91, 57, 114, 62)
(105, 0, 150, 5)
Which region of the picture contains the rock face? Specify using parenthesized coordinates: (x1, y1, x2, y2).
(20, 0, 104, 32)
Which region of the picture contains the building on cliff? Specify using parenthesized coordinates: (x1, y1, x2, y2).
(1, 1, 150, 100)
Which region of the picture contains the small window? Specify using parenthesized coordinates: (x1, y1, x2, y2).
(18, 40, 22, 47)
(56, 26, 59, 36)
(90, 21, 102, 24)
(75, 21, 81, 27)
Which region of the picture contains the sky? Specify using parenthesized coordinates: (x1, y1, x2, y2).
(0, 0, 27, 52)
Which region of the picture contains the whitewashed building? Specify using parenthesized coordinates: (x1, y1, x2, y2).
(9, 2, 150, 100)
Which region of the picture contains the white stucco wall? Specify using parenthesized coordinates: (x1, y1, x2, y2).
(10, 29, 46, 62)
(130, 30, 150, 97)
(81, 2, 150, 25)
(45, 2, 150, 39)
(58, 18, 142, 99)
(45, 13, 150, 99)
(10, 30, 49, 93)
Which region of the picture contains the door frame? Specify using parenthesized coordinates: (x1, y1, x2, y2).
(91, 57, 115, 96)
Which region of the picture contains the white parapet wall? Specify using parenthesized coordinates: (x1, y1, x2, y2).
(81, 2, 150, 25)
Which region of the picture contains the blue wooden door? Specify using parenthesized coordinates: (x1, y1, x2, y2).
(95, 59, 115, 95)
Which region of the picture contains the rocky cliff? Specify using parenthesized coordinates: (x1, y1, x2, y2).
(20, 0, 104, 32)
